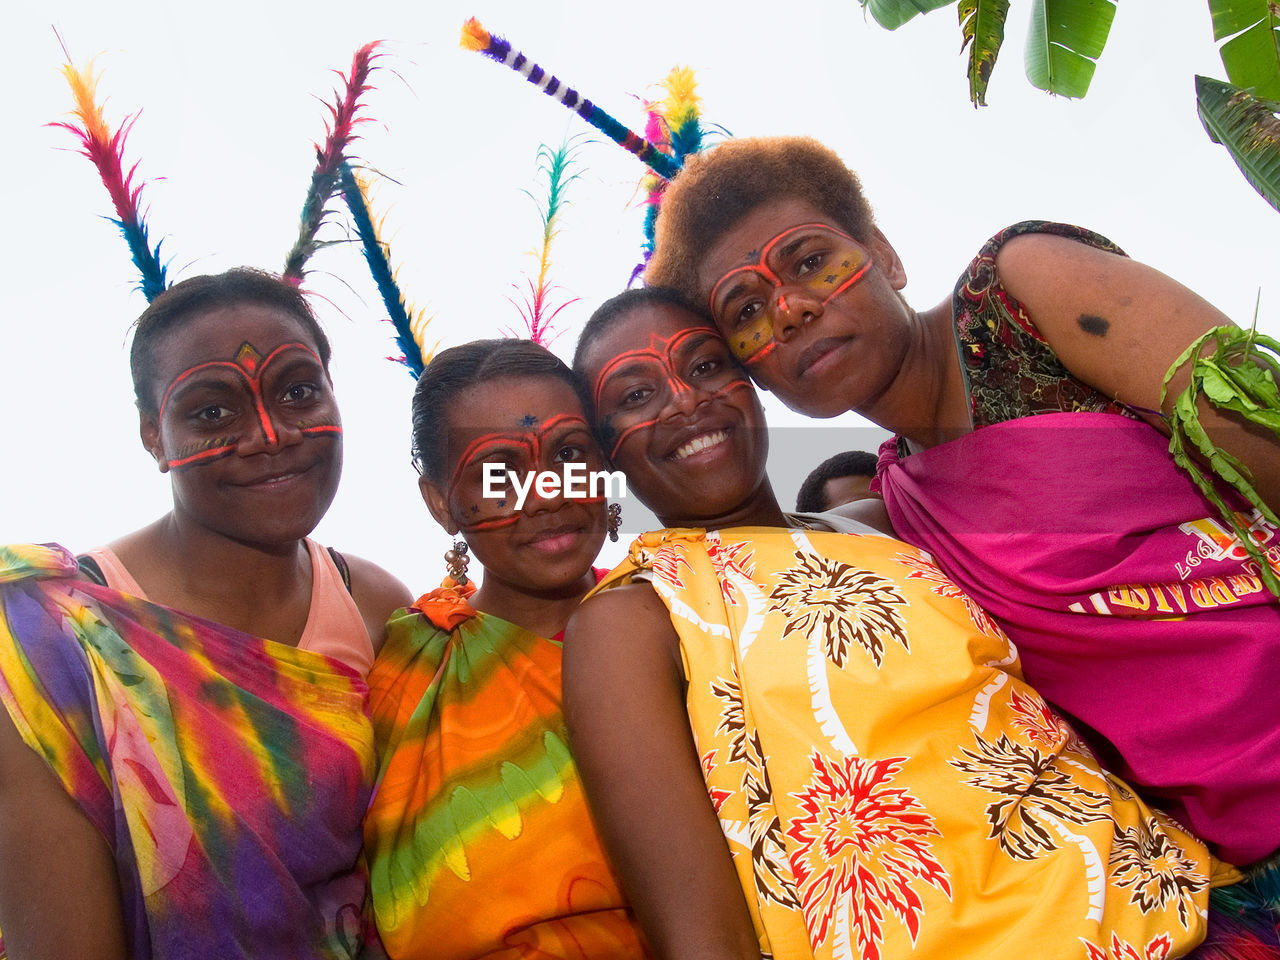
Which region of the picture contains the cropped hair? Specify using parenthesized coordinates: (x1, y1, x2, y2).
(411, 338, 592, 486)
(131, 268, 331, 415)
(645, 136, 876, 304)
(795, 450, 880, 513)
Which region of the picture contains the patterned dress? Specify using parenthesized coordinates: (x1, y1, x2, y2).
(363, 581, 649, 960)
(596, 527, 1235, 960)
(0, 543, 381, 959)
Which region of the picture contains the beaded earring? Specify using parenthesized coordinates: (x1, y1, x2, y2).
(445, 539, 470, 586)
(607, 502, 622, 543)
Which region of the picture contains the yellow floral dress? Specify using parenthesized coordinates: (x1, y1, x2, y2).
(595, 527, 1238, 960)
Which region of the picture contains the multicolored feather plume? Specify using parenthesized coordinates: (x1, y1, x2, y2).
(282, 41, 381, 283)
(338, 162, 434, 377)
(633, 66, 705, 282)
(505, 138, 583, 346)
(460, 18, 681, 181)
(52, 56, 169, 302)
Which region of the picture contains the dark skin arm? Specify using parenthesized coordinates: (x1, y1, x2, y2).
(563, 583, 763, 960)
(0, 708, 127, 960)
(826, 495, 896, 536)
(343, 554, 413, 654)
(996, 233, 1280, 511)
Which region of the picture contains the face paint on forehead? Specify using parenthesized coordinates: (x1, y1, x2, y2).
(590, 327, 724, 412)
(158, 340, 341, 471)
(592, 327, 752, 461)
(709, 224, 873, 364)
(445, 413, 595, 503)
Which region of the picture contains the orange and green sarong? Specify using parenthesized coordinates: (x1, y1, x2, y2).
(364, 580, 649, 960)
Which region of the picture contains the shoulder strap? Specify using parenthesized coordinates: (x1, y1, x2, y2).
(326, 547, 354, 594)
(76, 554, 109, 586)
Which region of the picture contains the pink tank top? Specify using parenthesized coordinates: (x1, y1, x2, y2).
(81, 540, 374, 677)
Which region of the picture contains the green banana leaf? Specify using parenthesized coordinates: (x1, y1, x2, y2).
(1024, 0, 1116, 98)
(960, 0, 1012, 105)
(1209, 0, 1280, 101)
(1196, 75, 1280, 213)
(861, 0, 955, 30)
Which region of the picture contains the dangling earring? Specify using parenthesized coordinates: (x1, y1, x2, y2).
(445, 538, 470, 586)
(607, 502, 622, 543)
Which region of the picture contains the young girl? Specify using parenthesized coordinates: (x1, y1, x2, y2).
(362, 339, 649, 960)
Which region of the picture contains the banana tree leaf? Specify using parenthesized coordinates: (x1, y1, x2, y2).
(1196, 74, 1280, 213)
(1209, 0, 1280, 101)
(1024, 0, 1116, 99)
(861, 0, 956, 30)
(960, 0, 1011, 105)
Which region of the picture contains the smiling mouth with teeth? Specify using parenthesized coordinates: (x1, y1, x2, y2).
(670, 430, 729, 461)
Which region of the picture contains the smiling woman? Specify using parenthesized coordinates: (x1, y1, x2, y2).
(361, 338, 650, 960)
(0, 268, 412, 960)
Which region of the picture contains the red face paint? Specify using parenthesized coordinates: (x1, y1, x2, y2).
(445, 413, 605, 532)
(158, 341, 341, 470)
(708, 223, 872, 363)
(591, 327, 751, 460)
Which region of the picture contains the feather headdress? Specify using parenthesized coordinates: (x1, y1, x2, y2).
(505, 137, 584, 346)
(460, 18, 680, 181)
(282, 41, 381, 283)
(634, 66, 705, 282)
(52, 55, 169, 302)
(338, 161, 434, 377)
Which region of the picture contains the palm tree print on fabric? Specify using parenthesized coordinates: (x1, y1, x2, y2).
(1108, 820, 1206, 928)
(785, 752, 951, 960)
(707, 669, 800, 909)
(1081, 931, 1175, 960)
(892, 550, 1005, 640)
(768, 552, 908, 668)
(950, 733, 1111, 861)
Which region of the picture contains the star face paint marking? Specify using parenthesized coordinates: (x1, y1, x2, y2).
(446, 413, 608, 532)
(708, 223, 872, 363)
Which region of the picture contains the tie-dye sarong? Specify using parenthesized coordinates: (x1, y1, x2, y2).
(363, 581, 649, 959)
(0, 543, 380, 959)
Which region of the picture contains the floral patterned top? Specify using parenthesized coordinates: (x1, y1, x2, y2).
(595, 527, 1233, 960)
(953, 220, 1138, 428)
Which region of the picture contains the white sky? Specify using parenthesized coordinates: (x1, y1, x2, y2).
(3, 0, 1277, 590)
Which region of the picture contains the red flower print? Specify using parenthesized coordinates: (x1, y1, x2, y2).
(1082, 931, 1174, 960)
(786, 753, 951, 960)
(893, 550, 1004, 640)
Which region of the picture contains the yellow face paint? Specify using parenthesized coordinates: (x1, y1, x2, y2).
(709, 223, 872, 362)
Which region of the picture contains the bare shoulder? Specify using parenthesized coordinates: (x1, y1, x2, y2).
(826, 497, 896, 536)
(341, 553, 414, 654)
(568, 581, 677, 646)
(565, 581, 684, 683)
(993, 230, 1233, 411)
